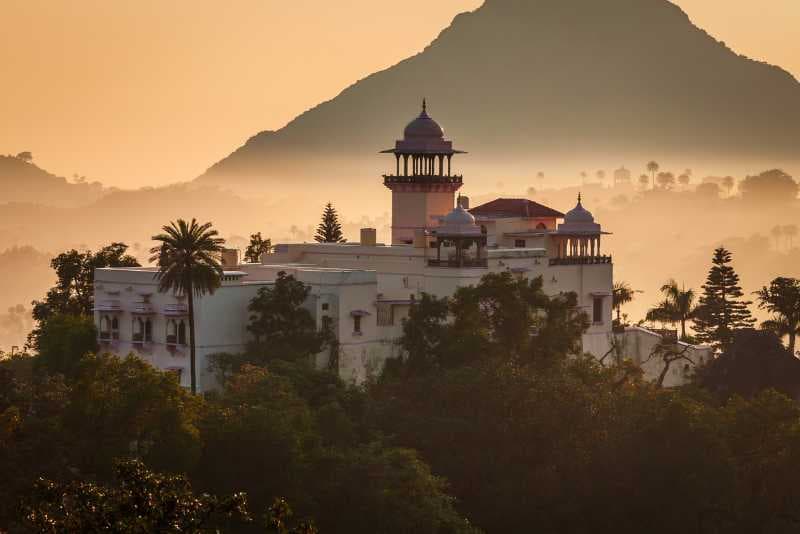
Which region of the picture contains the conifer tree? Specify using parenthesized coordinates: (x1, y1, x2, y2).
(314, 202, 346, 243)
(694, 247, 755, 348)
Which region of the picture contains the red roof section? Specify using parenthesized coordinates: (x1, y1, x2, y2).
(469, 198, 565, 219)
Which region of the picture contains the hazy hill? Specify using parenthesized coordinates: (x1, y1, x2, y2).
(0, 155, 105, 208)
(198, 0, 800, 189)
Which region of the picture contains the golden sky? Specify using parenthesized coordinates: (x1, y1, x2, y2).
(1, 0, 797, 188)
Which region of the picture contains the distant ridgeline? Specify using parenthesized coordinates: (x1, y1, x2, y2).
(198, 0, 800, 188)
(0, 155, 104, 208)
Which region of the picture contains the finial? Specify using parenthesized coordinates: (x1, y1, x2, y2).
(577, 192, 582, 204)
(422, 98, 427, 114)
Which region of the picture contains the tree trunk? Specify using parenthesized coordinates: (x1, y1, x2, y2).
(790, 331, 797, 357)
(657, 360, 671, 388)
(187, 282, 197, 395)
(680, 317, 687, 340)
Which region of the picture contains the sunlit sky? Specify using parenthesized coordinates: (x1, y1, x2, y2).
(1, 0, 798, 188)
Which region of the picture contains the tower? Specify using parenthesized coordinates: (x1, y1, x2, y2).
(381, 100, 465, 245)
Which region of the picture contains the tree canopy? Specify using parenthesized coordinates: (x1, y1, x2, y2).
(31, 242, 139, 324)
(314, 203, 346, 244)
(694, 247, 755, 347)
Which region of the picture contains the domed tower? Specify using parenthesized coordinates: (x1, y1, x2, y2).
(552, 194, 611, 263)
(381, 100, 466, 245)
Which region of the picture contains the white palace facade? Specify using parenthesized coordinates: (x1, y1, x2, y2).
(93, 102, 710, 391)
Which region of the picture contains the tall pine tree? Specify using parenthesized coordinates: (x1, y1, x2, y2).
(314, 202, 346, 243)
(694, 247, 755, 348)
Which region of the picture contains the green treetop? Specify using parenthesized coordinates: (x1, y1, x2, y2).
(314, 203, 346, 243)
(693, 247, 755, 348)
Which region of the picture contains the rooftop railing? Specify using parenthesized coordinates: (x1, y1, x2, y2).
(428, 258, 488, 268)
(383, 175, 463, 185)
(549, 256, 612, 266)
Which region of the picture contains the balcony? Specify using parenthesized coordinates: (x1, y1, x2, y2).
(132, 302, 156, 315)
(549, 256, 612, 266)
(94, 300, 122, 312)
(163, 304, 189, 317)
(428, 258, 488, 269)
(383, 174, 463, 186)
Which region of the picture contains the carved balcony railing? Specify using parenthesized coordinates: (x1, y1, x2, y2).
(549, 256, 612, 266)
(428, 258, 488, 268)
(383, 174, 463, 186)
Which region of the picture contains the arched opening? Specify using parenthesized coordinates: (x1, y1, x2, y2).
(177, 321, 187, 346)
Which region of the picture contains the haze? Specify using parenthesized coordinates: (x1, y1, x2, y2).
(1, 0, 798, 188)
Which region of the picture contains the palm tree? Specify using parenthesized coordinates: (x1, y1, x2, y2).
(638, 174, 650, 190)
(612, 281, 637, 325)
(721, 176, 735, 197)
(646, 279, 696, 340)
(772, 226, 784, 251)
(646, 161, 660, 189)
(783, 224, 798, 250)
(757, 277, 800, 355)
(151, 219, 225, 394)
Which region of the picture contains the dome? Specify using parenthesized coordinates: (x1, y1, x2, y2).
(557, 193, 602, 234)
(403, 100, 445, 140)
(443, 205, 476, 227)
(437, 202, 482, 237)
(564, 194, 595, 224)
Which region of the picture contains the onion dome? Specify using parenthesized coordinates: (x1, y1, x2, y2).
(564, 193, 595, 224)
(438, 201, 482, 237)
(403, 99, 445, 140)
(557, 193, 602, 234)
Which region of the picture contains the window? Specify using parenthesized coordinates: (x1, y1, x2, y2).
(593, 297, 604, 324)
(321, 315, 333, 333)
(536, 223, 548, 230)
(177, 321, 187, 345)
(133, 318, 144, 343)
(353, 315, 362, 335)
(321, 303, 329, 311)
(377, 303, 394, 326)
(144, 319, 153, 342)
(166, 320, 178, 346)
(100, 316, 111, 340)
(515, 239, 526, 248)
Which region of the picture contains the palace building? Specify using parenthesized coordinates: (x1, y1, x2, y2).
(93, 102, 710, 391)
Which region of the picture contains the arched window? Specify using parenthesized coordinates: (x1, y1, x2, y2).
(100, 316, 111, 339)
(166, 320, 178, 345)
(177, 321, 187, 345)
(144, 319, 153, 342)
(133, 318, 144, 342)
(536, 222, 547, 230)
(111, 317, 120, 339)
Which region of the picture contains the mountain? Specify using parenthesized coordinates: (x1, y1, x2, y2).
(198, 0, 800, 188)
(0, 155, 105, 208)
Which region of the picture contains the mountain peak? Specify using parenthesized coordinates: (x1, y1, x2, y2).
(200, 0, 800, 187)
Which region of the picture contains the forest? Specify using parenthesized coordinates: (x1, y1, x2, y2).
(2, 233, 800, 533)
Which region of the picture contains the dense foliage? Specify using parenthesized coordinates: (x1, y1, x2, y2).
(7, 261, 800, 533)
(31, 243, 139, 324)
(245, 232, 272, 264)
